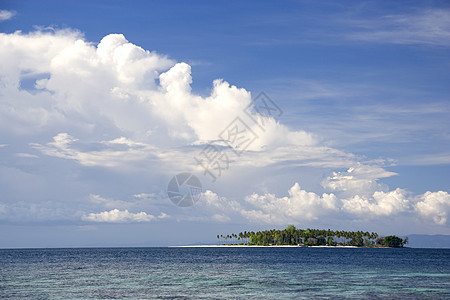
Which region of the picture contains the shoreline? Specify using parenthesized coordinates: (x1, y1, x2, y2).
(170, 245, 363, 248)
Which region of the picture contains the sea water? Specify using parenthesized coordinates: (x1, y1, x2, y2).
(1, 247, 449, 299)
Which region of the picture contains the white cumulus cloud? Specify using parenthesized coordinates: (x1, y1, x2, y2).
(0, 29, 368, 176)
(82, 209, 167, 223)
(243, 183, 337, 223)
(198, 184, 337, 225)
(0, 30, 325, 172)
(341, 188, 410, 216)
(197, 184, 449, 227)
(415, 191, 450, 225)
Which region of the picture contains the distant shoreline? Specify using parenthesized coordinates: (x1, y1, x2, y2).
(170, 245, 365, 248)
(216, 226, 408, 248)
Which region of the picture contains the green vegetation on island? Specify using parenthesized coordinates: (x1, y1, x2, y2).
(217, 225, 408, 248)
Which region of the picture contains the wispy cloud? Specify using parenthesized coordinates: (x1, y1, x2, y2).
(345, 9, 450, 46)
(30, 134, 158, 168)
(14, 153, 39, 158)
(0, 10, 16, 22)
(402, 153, 450, 166)
(88, 194, 133, 210)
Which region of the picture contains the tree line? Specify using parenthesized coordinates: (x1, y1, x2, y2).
(217, 225, 407, 247)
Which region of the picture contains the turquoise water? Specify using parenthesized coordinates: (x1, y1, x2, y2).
(1, 247, 449, 299)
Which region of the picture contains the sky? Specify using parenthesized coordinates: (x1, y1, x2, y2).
(0, 0, 449, 247)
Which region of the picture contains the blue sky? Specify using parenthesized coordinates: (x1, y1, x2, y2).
(0, 0, 449, 247)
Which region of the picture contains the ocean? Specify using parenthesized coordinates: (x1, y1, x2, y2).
(0, 247, 449, 299)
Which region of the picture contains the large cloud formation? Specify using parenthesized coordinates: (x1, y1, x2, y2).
(1, 31, 312, 147)
(0, 30, 448, 229)
(199, 182, 449, 227)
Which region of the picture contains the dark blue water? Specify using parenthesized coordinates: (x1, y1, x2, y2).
(0, 247, 449, 299)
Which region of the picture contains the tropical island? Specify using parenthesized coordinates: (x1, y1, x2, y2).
(217, 225, 408, 248)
